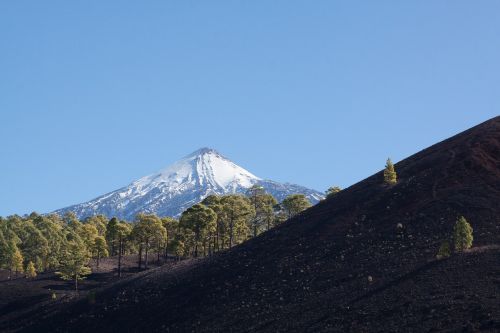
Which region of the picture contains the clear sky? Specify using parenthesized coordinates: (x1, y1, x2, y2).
(0, 1, 498, 216)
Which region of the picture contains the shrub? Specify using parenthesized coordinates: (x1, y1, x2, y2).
(25, 261, 37, 279)
(436, 241, 451, 259)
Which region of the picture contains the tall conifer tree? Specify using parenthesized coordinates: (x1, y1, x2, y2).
(453, 216, 473, 252)
(383, 158, 397, 185)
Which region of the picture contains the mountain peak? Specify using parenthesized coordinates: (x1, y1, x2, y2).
(54, 148, 324, 219)
(186, 147, 221, 158)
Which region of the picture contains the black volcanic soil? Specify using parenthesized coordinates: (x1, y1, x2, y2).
(6, 117, 500, 332)
(0, 256, 167, 331)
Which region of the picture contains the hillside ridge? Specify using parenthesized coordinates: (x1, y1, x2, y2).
(16, 116, 500, 332)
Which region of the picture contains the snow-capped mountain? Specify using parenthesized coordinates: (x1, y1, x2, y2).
(54, 148, 324, 220)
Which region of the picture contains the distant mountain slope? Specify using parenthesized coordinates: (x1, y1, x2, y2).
(25, 116, 500, 332)
(54, 148, 324, 219)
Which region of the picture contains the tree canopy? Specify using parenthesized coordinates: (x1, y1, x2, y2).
(325, 186, 342, 198)
(281, 194, 311, 219)
(0, 188, 318, 286)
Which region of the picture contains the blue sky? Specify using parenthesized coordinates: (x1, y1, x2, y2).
(0, 1, 498, 216)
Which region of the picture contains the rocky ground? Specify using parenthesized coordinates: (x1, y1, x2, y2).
(0, 255, 171, 331)
(3, 116, 500, 332)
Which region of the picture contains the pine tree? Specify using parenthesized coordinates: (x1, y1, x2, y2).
(171, 239, 185, 261)
(10, 243, 24, 277)
(20, 222, 49, 272)
(86, 215, 108, 236)
(0, 229, 8, 272)
(383, 158, 397, 185)
(262, 194, 278, 231)
(56, 239, 91, 291)
(161, 217, 178, 260)
(33, 215, 65, 271)
(132, 214, 166, 268)
(92, 236, 109, 269)
(106, 217, 119, 256)
(453, 216, 473, 252)
(325, 186, 342, 198)
(180, 204, 217, 257)
(436, 241, 451, 259)
(80, 224, 98, 250)
(64, 212, 82, 231)
(26, 261, 37, 279)
(246, 185, 265, 237)
(281, 194, 311, 219)
(246, 186, 277, 236)
(115, 222, 132, 278)
(201, 195, 226, 251)
(153, 223, 167, 263)
(220, 195, 255, 248)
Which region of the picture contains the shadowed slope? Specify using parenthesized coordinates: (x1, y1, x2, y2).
(16, 117, 500, 332)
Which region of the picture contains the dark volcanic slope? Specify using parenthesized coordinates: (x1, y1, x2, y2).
(18, 117, 500, 332)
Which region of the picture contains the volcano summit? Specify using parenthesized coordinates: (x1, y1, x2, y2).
(54, 148, 324, 220)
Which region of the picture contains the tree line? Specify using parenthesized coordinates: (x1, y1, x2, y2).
(0, 186, 312, 290)
(0, 159, 477, 290)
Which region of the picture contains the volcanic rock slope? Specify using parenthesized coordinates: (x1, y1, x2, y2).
(54, 148, 324, 220)
(20, 117, 500, 332)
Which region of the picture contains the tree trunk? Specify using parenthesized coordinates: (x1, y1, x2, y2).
(221, 228, 225, 250)
(157, 241, 160, 264)
(215, 226, 219, 251)
(164, 233, 169, 260)
(75, 274, 78, 291)
(145, 240, 149, 269)
(229, 221, 234, 248)
(138, 245, 143, 269)
(118, 237, 122, 278)
(229, 208, 235, 248)
(96, 252, 100, 268)
(253, 197, 258, 237)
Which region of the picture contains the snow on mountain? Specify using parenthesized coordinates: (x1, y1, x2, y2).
(54, 148, 324, 220)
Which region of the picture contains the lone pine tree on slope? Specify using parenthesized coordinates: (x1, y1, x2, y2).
(453, 216, 473, 252)
(384, 158, 397, 185)
(325, 186, 342, 199)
